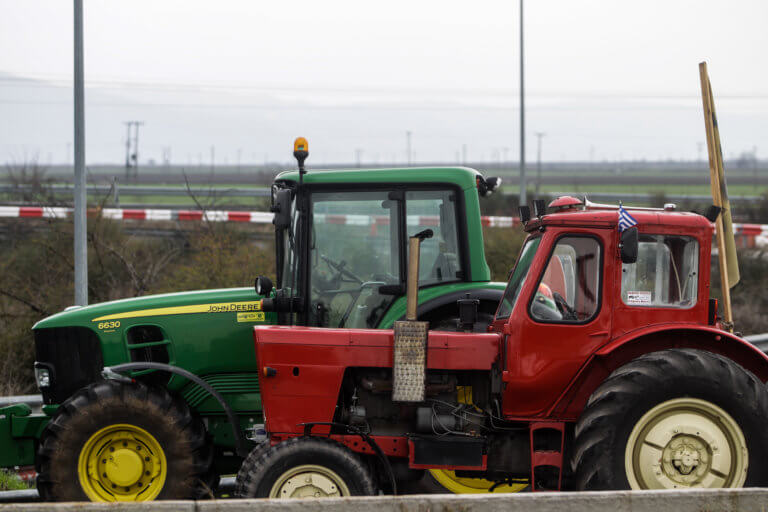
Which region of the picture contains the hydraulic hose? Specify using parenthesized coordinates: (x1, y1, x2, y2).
(102, 362, 250, 457)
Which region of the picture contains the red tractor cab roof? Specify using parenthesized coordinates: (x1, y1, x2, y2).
(525, 197, 712, 232)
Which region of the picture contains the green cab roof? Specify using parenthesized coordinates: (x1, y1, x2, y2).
(274, 166, 483, 190)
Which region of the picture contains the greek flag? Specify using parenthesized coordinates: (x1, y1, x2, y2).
(618, 205, 638, 232)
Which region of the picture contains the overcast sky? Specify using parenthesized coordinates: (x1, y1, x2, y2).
(1, 0, 767, 165)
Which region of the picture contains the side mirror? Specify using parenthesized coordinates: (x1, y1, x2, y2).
(518, 206, 531, 225)
(255, 275, 273, 296)
(272, 189, 292, 229)
(703, 205, 722, 223)
(485, 176, 502, 192)
(619, 227, 638, 264)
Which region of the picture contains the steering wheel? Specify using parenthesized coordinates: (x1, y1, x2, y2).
(320, 255, 363, 284)
(552, 292, 578, 321)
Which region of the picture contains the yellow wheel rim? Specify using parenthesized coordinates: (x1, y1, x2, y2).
(428, 469, 528, 494)
(625, 398, 748, 489)
(77, 424, 167, 502)
(269, 464, 350, 498)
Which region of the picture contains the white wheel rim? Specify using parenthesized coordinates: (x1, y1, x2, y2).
(625, 398, 748, 489)
(269, 464, 350, 498)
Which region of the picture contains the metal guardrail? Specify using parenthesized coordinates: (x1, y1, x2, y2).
(0, 477, 237, 503)
(746, 333, 768, 352)
(0, 395, 41, 408)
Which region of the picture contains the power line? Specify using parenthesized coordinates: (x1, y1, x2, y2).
(2, 75, 767, 100)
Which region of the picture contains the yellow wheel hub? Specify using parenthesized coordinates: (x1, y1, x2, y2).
(269, 464, 350, 498)
(77, 424, 167, 502)
(429, 469, 528, 494)
(625, 398, 748, 489)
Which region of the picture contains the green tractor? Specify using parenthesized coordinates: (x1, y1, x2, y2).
(6, 143, 521, 501)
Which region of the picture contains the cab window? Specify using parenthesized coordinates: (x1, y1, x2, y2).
(530, 236, 601, 323)
(496, 237, 541, 319)
(621, 235, 698, 308)
(406, 190, 462, 286)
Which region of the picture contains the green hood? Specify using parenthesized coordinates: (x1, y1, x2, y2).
(33, 287, 260, 330)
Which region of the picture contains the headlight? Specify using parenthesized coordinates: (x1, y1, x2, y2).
(34, 366, 51, 389)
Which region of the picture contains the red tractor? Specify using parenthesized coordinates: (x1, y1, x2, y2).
(235, 197, 768, 497)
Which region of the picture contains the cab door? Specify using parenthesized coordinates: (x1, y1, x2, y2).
(503, 229, 614, 417)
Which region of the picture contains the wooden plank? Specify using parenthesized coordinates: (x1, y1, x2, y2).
(699, 62, 733, 330)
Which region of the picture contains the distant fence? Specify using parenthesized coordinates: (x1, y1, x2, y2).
(0, 184, 270, 199)
(1, 185, 763, 206)
(1, 205, 767, 248)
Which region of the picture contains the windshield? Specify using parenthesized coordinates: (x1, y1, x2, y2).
(495, 237, 541, 319)
(308, 190, 401, 328)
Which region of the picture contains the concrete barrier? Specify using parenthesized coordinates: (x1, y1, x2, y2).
(2, 489, 768, 512)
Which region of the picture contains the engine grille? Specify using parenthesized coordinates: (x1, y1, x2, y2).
(34, 327, 103, 404)
(182, 373, 261, 408)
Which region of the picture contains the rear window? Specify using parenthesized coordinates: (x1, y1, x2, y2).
(621, 234, 699, 308)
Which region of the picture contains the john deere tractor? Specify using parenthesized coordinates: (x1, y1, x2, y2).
(3, 140, 516, 501)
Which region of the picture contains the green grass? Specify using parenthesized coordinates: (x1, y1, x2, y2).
(0, 470, 29, 491)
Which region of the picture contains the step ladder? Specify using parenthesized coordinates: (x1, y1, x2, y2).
(529, 421, 565, 491)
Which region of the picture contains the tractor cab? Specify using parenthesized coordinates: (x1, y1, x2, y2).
(262, 139, 501, 329)
(492, 197, 714, 417)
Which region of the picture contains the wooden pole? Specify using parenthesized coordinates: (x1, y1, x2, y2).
(699, 62, 733, 330)
(406, 237, 421, 321)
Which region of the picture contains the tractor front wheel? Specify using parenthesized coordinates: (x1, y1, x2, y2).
(36, 380, 215, 501)
(571, 349, 768, 490)
(235, 437, 376, 498)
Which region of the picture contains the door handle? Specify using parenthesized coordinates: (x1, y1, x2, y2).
(588, 330, 609, 338)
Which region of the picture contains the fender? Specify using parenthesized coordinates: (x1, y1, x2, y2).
(548, 323, 768, 420)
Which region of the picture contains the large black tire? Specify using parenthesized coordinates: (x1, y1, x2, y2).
(571, 349, 768, 490)
(36, 380, 215, 501)
(235, 437, 376, 498)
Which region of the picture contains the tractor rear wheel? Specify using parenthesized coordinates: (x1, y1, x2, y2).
(36, 380, 215, 502)
(235, 437, 376, 498)
(571, 349, 768, 490)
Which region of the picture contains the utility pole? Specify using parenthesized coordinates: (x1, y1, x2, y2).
(123, 121, 144, 181)
(406, 131, 412, 166)
(462, 144, 467, 166)
(132, 122, 143, 180)
(73, 0, 87, 306)
(519, 0, 527, 206)
(123, 122, 131, 177)
(355, 148, 363, 168)
(210, 145, 215, 173)
(535, 132, 545, 196)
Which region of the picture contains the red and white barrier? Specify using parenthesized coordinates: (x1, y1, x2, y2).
(2, 205, 767, 247)
(0, 206, 274, 224)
